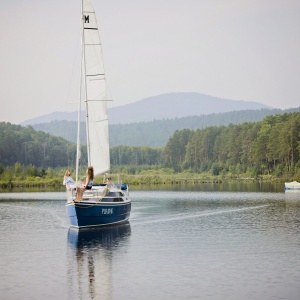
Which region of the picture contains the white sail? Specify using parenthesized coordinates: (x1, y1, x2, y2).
(82, 0, 110, 176)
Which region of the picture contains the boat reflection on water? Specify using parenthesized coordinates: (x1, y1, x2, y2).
(284, 189, 300, 212)
(284, 189, 300, 202)
(68, 222, 131, 249)
(67, 223, 131, 300)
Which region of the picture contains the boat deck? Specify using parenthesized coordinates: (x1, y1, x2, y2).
(66, 185, 130, 203)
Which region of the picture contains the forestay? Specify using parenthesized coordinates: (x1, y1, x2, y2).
(82, 0, 110, 176)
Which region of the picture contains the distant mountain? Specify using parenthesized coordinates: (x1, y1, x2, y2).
(21, 92, 272, 126)
(30, 107, 300, 148)
(108, 92, 272, 124)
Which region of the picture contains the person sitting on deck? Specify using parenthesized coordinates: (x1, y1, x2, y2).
(84, 166, 94, 190)
(63, 169, 75, 191)
(75, 166, 94, 201)
(106, 177, 112, 187)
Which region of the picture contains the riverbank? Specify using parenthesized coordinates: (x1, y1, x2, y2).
(0, 172, 293, 189)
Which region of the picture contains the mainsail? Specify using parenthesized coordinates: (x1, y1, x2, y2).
(81, 0, 110, 177)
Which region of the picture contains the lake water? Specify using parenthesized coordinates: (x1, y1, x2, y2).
(0, 184, 300, 300)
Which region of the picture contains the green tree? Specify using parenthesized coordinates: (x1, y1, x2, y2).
(14, 162, 23, 177)
(163, 129, 192, 171)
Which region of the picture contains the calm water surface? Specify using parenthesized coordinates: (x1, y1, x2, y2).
(0, 184, 300, 300)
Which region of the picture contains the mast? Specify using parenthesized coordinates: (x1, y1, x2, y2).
(82, 0, 91, 167)
(75, 0, 85, 183)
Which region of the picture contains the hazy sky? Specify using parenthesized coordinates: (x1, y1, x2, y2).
(1, 0, 299, 124)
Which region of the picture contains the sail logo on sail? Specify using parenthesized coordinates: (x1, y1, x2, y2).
(84, 15, 90, 23)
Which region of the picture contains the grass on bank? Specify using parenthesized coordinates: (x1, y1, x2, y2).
(0, 169, 296, 189)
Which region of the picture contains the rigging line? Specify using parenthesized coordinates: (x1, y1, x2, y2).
(86, 74, 104, 76)
(84, 99, 112, 102)
(65, 15, 81, 170)
(66, 26, 80, 107)
(95, 119, 108, 123)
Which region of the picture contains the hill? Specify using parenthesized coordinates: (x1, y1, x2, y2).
(21, 92, 271, 126)
(31, 107, 300, 148)
(2, 113, 300, 181)
(108, 92, 271, 124)
(0, 122, 78, 167)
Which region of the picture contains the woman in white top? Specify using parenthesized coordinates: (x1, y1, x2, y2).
(63, 169, 75, 190)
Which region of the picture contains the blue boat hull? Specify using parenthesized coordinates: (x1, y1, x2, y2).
(66, 201, 131, 228)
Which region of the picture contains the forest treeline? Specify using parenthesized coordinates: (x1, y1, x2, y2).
(1, 112, 300, 182)
(163, 113, 300, 178)
(0, 122, 86, 169)
(32, 107, 300, 147)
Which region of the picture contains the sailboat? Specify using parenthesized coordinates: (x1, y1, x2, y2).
(284, 181, 300, 190)
(65, 0, 131, 228)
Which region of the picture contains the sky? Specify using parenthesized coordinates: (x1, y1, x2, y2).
(0, 0, 300, 124)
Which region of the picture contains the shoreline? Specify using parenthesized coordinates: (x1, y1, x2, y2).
(0, 175, 289, 190)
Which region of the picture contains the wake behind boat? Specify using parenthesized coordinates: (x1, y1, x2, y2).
(284, 181, 300, 190)
(65, 0, 131, 228)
